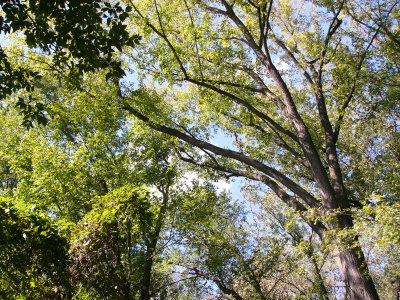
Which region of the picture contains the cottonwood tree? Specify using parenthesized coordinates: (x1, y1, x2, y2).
(110, 0, 398, 299)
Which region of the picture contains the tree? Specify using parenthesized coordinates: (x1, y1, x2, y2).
(0, 68, 131, 220)
(355, 200, 400, 299)
(112, 0, 398, 298)
(0, 64, 177, 298)
(69, 186, 170, 299)
(172, 184, 308, 299)
(2, 0, 399, 298)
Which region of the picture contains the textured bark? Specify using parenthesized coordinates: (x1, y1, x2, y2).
(329, 212, 380, 300)
(337, 246, 380, 300)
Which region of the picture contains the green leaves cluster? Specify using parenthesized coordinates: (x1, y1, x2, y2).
(1, 0, 139, 77)
(0, 198, 70, 299)
(1, 0, 140, 126)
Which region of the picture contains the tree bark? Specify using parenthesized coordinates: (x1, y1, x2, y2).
(329, 212, 380, 300)
(335, 245, 379, 300)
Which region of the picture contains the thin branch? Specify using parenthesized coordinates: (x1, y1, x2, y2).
(348, 0, 400, 46)
(186, 77, 299, 142)
(177, 151, 319, 210)
(225, 112, 310, 169)
(318, 0, 345, 78)
(272, 35, 314, 86)
(129, 0, 189, 78)
(333, 24, 382, 141)
(262, 0, 274, 51)
(183, 0, 204, 79)
(199, 78, 266, 94)
(178, 263, 243, 300)
(150, 275, 200, 296)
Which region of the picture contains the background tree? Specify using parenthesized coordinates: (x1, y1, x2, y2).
(69, 186, 170, 299)
(172, 184, 294, 299)
(0, 198, 71, 299)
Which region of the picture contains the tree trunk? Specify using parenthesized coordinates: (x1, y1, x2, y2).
(310, 254, 329, 300)
(140, 188, 170, 300)
(336, 245, 380, 300)
(329, 213, 380, 300)
(140, 248, 154, 300)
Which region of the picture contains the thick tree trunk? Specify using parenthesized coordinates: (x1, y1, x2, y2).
(328, 213, 380, 300)
(336, 246, 380, 300)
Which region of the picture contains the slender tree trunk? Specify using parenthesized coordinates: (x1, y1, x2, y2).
(140, 245, 155, 300)
(310, 254, 329, 300)
(140, 186, 170, 300)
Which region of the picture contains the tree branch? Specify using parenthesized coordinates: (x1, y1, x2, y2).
(272, 35, 314, 86)
(177, 151, 319, 210)
(224, 112, 310, 169)
(216, 0, 334, 202)
(186, 77, 299, 143)
(333, 25, 382, 142)
(129, 0, 189, 78)
(179, 263, 243, 300)
(121, 98, 320, 209)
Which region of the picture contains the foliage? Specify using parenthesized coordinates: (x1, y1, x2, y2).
(171, 183, 328, 299)
(0, 0, 399, 299)
(355, 199, 400, 299)
(120, 1, 398, 298)
(0, 0, 140, 126)
(0, 198, 70, 299)
(69, 186, 151, 299)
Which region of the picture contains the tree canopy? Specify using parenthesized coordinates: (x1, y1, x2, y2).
(0, 0, 399, 299)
